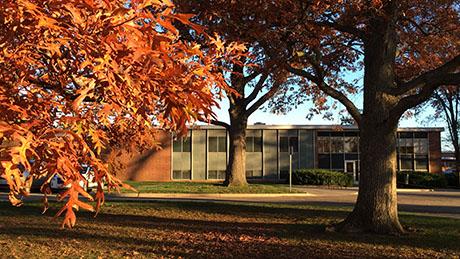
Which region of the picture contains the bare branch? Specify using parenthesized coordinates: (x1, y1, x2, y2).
(210, 119, 230, 129)
(244, 72, 270, 106)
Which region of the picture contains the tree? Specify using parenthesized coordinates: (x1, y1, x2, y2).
(193, 0, 460, 234)
(175, 2, 292, 186)
(0, 0, 242, 227)
(425, 86, 460, 185)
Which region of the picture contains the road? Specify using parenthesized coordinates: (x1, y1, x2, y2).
(1, 187, 459, 219)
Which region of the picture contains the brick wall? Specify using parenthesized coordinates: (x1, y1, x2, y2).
(109, 131, 172, 181)
(428, 131, 442, 174)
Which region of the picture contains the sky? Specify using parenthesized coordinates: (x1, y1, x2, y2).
(209, 71, 450, 150)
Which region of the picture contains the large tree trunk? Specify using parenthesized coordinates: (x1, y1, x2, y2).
(336, 7, 404, 234)
(224, 112, 248, 187)
(336, 120, 404, 234)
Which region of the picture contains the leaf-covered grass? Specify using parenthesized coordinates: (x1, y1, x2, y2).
(0, 201, 459, 258)
(122, 181, 304, 194)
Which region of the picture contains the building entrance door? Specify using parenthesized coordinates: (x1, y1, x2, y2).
(344, 160, 359, 184)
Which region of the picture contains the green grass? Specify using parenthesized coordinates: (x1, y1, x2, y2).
(123, 181, 303, 194)
(0, 200, 459, 258)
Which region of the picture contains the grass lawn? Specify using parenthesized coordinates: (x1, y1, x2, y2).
(0, 201, 459, 258)
(123, 181, 304, 194)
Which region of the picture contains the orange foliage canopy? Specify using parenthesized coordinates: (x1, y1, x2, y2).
(0, 0, 245, 227)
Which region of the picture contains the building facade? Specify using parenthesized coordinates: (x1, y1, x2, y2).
(114, 125, 442, 182)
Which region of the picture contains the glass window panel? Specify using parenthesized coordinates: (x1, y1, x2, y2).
(331, 154, 344, 169)
(399, 132, 413, 139)
(344, 137, 359, 153)
(317, 137, 330, 153)
(330, 132, 344, 137)
(173, 170, 182, 179)
(331, 137, 344, 153)
(209, 137, 218, 152)
(254, 137, 262, 152)
(182, 137, 191, 152)
(318, 154, 331, 169)
(208, 170, 217, 179)
(218, 170, 226, 179)
(405, 139, 414, 153)
(415, 157, 428, 171)
(414, 139, 428, 154)
(173, 139, 182, 152)
(317, 132, 330, 137)
(414, 132, 428, 138)
(400, 155, 413, 171)
(218, 137, 227, 152)
(246, 137, 254, 152)
(280, 137, 289, 152)
(289, 137, 299, 152)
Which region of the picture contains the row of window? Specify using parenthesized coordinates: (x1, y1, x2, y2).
(317, 136, 359, 154)
(175, 134, 429, 155)
(173, 170, 263, 180)
(174, 136, 292, 153)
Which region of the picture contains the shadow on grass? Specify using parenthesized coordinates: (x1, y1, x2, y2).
(0, 201, 459, 257)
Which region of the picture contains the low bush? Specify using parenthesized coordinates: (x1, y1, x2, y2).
(397, 171, 448, 188)
(293, 169, 354, 187)
(445, 172, 459, 187)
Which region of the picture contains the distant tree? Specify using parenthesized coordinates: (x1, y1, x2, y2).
(191, 0, 460, 234)
(0, 0, 243, 227)
(425, 86, 460, 185)
(175, 2, 293, 186)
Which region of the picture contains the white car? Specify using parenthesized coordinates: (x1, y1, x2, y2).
(51, 165, 99, 192)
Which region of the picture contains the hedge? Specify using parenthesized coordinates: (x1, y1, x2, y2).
(293, 169, 354, 187)
(397, 171, 448, 188)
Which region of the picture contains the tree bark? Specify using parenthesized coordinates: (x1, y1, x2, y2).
(335, 120, 404, 234)
(224, 112, 248, 187)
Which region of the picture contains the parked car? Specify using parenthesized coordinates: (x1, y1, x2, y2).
(51, 165, 100, 193)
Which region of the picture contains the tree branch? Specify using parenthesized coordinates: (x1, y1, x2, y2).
(246, 81, 281, 116)
(210, 119, 230, 129)
(243, 72, 269, 106)
(285, 64, 362, 126)
(390, 55, 460, 96)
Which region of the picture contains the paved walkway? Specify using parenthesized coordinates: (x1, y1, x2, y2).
(1, 187, 459, 219)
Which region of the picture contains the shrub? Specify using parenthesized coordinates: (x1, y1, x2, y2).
(293, 169, 354, 187)
(445, 172, 460, 187)
(397, 171, 448, 188)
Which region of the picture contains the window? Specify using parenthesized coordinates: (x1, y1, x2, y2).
(400, 155, 413, 171)
(209, 136, 226, 152)
(173, 137, 191, 152)
(246, 170, 262, 178)
(208, 170, 226, 179)
(280, 136, 298, 152)
(246, 136, 262, 152)
(173, 170, 191, 179)
(414, 138, 428, 154)
(415, 155, 428, 171)
(331, 137, 344, 153)
(317, 137, 330, 153)
(318, 154, 331, 169)
(344, 137, 359, 153)
(331, 154, 344, 170)
(398, 138, 414, 154)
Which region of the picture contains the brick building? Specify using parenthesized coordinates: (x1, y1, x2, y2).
(112, 125, 443, 182)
